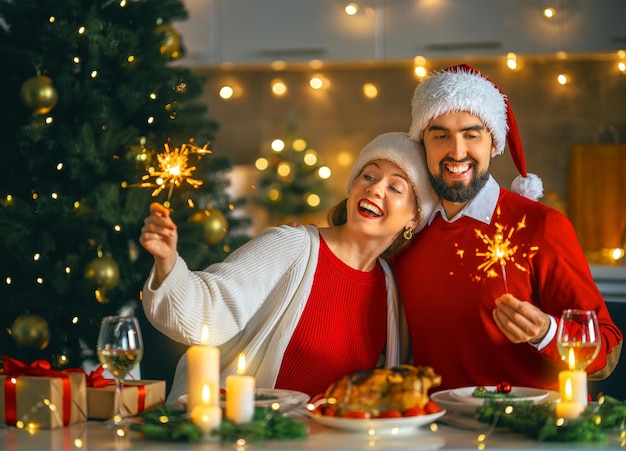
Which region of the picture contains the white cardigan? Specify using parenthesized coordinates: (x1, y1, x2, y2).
(141, 225, 409, 404)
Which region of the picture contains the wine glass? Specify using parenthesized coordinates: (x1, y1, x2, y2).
(556, 309, 601, 370)
(96, 315, 143, 425)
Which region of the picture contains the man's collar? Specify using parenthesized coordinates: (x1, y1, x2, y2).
(428, 175, 500, 225)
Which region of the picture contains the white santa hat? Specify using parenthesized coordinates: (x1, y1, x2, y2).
(347, 132, 437, 234)
(409, 64, 543, 201)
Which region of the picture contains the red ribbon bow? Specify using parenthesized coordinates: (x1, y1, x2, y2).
(86, 365, 146, 414)
(1, 356, 82, 426)
(86, 365, 116, 388)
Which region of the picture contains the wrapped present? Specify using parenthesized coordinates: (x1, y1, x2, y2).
(86, 366, 165, 420)
(0, 357, 87, 429)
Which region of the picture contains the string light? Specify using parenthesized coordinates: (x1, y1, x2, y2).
(219, 85, 234, 99)
(271, 78, 287, 96)
(362, 83, 378, 98)
(506, 53, 518, 70)
(345, 3, 358, 15)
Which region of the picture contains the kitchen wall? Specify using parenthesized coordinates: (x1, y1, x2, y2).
(196, 56, 626, 243)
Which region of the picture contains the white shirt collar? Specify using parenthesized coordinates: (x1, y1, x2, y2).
(428, 175, 500, 225)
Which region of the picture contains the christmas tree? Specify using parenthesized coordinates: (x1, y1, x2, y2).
(253, 121, 332, 226)
(0, 0, 250, 377)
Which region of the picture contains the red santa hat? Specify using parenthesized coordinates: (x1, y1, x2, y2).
(409, 64, 543, 201)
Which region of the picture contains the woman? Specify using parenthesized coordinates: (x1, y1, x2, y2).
(139, 132, 436, 403)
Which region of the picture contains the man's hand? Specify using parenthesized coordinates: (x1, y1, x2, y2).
(493, 293, 550, 345)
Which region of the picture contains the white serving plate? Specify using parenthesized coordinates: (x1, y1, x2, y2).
(431, 387, 559, 415)
(306, 410, 446, 435)
(178, 388, 310, 413)
(448, 386, 550, 406)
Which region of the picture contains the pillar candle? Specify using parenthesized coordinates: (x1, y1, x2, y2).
(191, 384, 222, 437)
(187, 325, 220, 414)
(225, 353, 255, 424)
(558, 370, 588, 406)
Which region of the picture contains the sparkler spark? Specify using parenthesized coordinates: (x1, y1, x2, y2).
(475, 221, 519, 292)
(135, 141, 212, 204)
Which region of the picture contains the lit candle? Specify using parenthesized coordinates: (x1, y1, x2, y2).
(555, 377, 585, 419)
(558, 347, 588, 406)
(191, 384, 222, 437)
(225, 353, 255, 424)
(187, 325, 220, 414)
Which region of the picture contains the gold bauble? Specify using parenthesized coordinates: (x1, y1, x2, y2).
(20, 76, 59, 114)
(84, 254, 120, 290)
(154, 24, 181, 60)
(11, 314, 50, 350)
(189, 209, 229, 244)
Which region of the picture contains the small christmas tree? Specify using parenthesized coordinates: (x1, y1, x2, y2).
(0, 0, 250, 374)
(253, 122, 332, 225)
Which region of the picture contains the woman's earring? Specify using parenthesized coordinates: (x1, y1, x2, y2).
(403, 228, 413, 240)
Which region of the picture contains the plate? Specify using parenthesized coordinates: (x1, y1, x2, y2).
(448, 386, 550, 406)
(306, 410, 446, 435)
(177, 388, 310, 413)
(431, 388, 560, 415)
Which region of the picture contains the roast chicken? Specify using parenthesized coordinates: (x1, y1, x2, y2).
(323, 364, 442, 416)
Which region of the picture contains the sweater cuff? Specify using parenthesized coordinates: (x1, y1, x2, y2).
(529, 314, 556, 351)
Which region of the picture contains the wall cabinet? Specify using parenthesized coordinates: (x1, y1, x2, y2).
(177, 0, 626, 67)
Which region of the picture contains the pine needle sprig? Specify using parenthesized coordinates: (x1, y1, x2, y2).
(130, 405, 308, 444)
(476, 395, 626, 442)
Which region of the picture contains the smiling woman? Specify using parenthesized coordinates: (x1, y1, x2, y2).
(139, 132, 438, 404)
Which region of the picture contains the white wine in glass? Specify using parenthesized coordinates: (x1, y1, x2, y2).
(97, 315, 143, 425)
(556, 309, 601, 370)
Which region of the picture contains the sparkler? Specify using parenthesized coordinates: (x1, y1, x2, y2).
(474, 216, 534, 293)
(135, 141, 211, 207)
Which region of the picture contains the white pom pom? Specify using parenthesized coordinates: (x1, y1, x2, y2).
(511, 173, 543, 201)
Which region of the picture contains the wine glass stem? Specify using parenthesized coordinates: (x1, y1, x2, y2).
(115, 378, 125, 421)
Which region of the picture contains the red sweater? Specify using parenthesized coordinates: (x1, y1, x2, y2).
(393, 189, 622, 392)
(275, 237, 387, 397)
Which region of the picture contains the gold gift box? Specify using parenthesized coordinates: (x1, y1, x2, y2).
(86, 380, 165, 419)
(0, 372, 87, 429)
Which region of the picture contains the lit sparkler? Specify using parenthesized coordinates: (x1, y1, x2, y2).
(474, 216, 535, 293)
(136, 141, 211, 207)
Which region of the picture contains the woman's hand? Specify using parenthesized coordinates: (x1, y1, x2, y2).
(139, 202, 178, 285)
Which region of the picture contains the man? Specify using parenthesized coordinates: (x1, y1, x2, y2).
(393, 64, 622, 392)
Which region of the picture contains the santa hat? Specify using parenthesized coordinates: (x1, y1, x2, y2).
(409, 64, 543, 201)
(347, 132, 437, 234)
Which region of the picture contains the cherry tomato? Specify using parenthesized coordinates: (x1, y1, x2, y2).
(424, 400, 443, 414)
(342, 410, 371, 419)
(319, 405, 337, 417)
(378, 410, 402, 418)
(403, 405, 426, 417)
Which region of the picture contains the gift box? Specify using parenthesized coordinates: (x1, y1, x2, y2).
(0, 358, 87, 429)
(87, 379, 166, 420)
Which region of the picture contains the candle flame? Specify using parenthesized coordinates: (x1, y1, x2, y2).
(237, 353, 247, 375)
(200, 325, 210, 345)
(202, 384, 211, 404)
(568, 346, 576, 370)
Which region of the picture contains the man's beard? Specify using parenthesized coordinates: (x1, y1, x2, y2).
(428, 160, 490, 203)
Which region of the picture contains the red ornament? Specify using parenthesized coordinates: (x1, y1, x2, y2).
(496, 381, 512, 393)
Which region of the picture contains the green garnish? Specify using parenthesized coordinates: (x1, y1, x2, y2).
(476, 395, 626, 442)
(130, 406, 307, 444)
